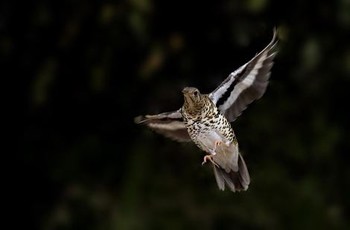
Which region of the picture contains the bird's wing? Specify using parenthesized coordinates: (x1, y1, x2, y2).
(134, 109, 191, 142)
(209, 29, 278, 122)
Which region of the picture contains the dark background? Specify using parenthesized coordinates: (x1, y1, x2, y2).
(11, 0, 350, 229)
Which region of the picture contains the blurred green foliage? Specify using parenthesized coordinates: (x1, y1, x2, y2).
(12, 0, 350, 229)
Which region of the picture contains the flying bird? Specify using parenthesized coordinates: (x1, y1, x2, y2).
(135, 30, 278, 192)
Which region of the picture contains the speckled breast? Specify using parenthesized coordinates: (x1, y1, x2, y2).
(185, 113, 235, 152)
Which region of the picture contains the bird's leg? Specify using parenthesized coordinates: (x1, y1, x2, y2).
(212, 140, 223, 153)
(201, 140, 222, 167)
(202, 155, 219, 167)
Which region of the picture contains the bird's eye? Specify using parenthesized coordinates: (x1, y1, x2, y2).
(193, 91, 198, 97)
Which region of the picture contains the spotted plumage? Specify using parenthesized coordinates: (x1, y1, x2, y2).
(135, 29, 278, 192)
(181, 87, 235, 152)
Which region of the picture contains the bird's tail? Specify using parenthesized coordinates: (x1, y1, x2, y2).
(213, 153, 250, 192)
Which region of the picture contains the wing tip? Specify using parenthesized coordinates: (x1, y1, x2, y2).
(269, 27, 279, 49)
(134, 115, 146, 124)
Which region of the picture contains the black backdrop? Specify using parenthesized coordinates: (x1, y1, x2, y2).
(11, 0, 350, 229)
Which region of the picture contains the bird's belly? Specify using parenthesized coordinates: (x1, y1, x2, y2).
(188, 123, 227, 153)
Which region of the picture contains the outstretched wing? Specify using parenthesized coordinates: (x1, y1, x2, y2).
(209, 29, 278, 122)
(134, 109, 191, 142)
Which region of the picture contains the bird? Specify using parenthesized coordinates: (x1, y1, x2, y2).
(134, 30, 278, 192)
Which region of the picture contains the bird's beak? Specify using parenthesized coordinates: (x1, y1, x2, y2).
(182, 87, 189, 94)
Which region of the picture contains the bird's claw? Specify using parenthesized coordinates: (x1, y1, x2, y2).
(210, 140, 223, 154)
(202, 155, 219, 167)
(215, 140, 230, 147)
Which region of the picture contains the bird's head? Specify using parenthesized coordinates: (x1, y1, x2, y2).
(182, 87, 207, 116)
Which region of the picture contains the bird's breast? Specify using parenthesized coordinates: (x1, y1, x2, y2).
(185, 113, 235, 153)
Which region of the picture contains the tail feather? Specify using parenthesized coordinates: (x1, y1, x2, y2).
(213, 154, 250, 192)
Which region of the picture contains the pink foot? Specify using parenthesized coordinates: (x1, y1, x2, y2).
(202, 155, 219, 167)
(215, 140, 223, 147)
(210, 140, 222, 154)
